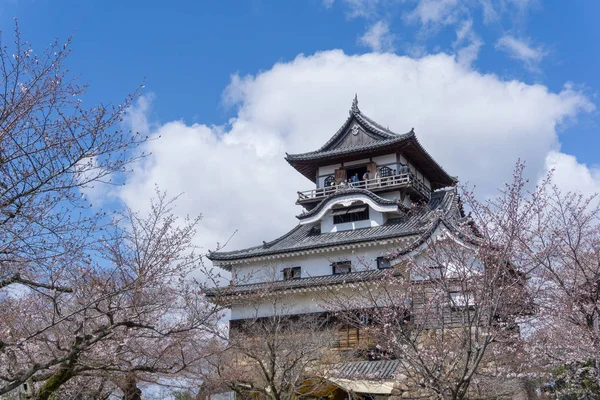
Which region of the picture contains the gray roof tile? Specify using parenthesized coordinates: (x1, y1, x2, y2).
(284, 106, 455, 188)
(207, 188, 458, 263)
(204, 269, 396, 298)
(329, 359, 401, 380)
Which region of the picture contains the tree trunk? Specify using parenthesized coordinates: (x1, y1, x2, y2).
(33, 362, 76, 400)
(121, 376, 142, 400)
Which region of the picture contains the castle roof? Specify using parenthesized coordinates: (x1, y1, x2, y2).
(285, 96, 456, 189)
(296, 188, 398, 220)
(329, 359, 402, 380)
(207, 188, 460, 266)
(204, 269, 394, 299)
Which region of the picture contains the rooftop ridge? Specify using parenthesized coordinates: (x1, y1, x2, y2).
(311, 97, 402, 154)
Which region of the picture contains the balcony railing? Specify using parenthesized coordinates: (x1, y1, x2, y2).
(297, 172, 431, 203)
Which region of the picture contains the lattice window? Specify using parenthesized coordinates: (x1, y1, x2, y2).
(380, 166, 393, 177)
(336, 324, 359, 349)
(324, 175, 336, 187)
(332, 205, 369, 224)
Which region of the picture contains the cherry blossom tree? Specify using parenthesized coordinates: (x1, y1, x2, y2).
(0, 24, 224, 398)
(202, 291, 340, 400)
(320, 163, 546, 399)
(0, 20, 147, 294)
(1, 190, 223, 399)
(516, 188, 600, 396)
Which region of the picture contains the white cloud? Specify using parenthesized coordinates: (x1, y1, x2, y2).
(452, 19, 483, 68)
(124, 93, 154, 135)
(118, 51, 593, 257)
(358, 21, 395, 53)
(496, 35, 547, 71)
(544, 151, 600, 196)
(340, 0, 380, 19)
(406, 0, 461, 27)
(479, 0, 538, 24)
(323, 0, 335, 8)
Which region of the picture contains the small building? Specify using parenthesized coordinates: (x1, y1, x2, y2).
(206, 96, 468, 398)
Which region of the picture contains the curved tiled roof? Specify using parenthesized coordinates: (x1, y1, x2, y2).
(296, 188, 398, 220)
(310, 110, 407, 154)
(284, 102, 455, 189)
(204, 269, 395, 298)
(328, 359, 401, 380)
(207, 188, 458, 264)
(286, 133, 413, 162)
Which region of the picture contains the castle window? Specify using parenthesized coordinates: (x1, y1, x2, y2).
(377, 257, 391, 269)
(332, 261, 351, 275)
(324, 175, 336, 187)
(283, 266, 301, 280)
(336, 324, 359, 349)
(332, 205, 369, 224)
(449, 291, 474, 309)
(380, 166, 393, 177)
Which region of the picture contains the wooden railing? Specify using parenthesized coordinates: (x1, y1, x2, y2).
(297, 172, 431, 202)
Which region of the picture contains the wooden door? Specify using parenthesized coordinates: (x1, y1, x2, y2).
(334, 169, 346, 184)
(367, 162, 377, 177)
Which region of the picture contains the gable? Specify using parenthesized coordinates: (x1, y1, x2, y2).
(322, 117, 391, 151)
(334, 123, 381, 149)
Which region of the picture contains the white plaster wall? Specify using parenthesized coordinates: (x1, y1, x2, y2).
(230, 285, 391, 320)
(231, 291, 325, 320)
(373, 153, 396, 166)
(320, 208, 385, 233)
(318, 163, 341, 176)
(231, 244, 396, 287)
(343, 158, 369, 167)
(379, 190, 401, 202)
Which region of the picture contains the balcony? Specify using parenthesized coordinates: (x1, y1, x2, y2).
(297, 173, 431, 206)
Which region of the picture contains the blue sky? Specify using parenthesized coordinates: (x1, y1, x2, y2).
(3, 0, 600, 250)
(4, 1, 599, 153)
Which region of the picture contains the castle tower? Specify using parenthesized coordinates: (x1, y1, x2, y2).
(206, 96, 461, 396)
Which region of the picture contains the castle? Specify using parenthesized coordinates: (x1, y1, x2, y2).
(206, 96, 469, 398)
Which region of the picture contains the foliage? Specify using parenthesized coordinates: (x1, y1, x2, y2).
(544, 362, 600, 400)
(0, 23, 222, 399)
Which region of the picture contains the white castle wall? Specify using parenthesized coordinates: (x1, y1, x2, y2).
(320, 208, 386, 233)
(229, 248, 456, 320)
(230, 286, 375, 320)
(231, 291, 324, 320)
(232, 244, 395, 287)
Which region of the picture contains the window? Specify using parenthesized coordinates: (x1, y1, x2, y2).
(336, 324, 359, 349)
(324, 175, 336, 187)
(379, 166, 393, 177)
(332, 261, 351, 275)
(283, 266, 301, 280)
(332, 205, 369, 224)
(376, 256, 391, 269)
(449, 291, 474, 309)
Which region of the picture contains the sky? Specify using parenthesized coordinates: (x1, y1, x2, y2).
(3, 0, 600, 255)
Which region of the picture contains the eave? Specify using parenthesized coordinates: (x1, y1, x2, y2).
(286, 134, 456, 190)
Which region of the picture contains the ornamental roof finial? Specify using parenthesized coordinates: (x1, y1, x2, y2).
(350, 93, 360, 115)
